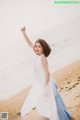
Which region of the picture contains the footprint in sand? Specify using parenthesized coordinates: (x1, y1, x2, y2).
(67, 81, 71, 84)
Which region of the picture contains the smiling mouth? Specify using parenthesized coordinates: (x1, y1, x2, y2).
(35, 51, 39, 55)
(36, 51, 39, 53)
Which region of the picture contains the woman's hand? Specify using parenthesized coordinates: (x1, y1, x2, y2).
(21, 26, 26, 33)
(21, 26, 34, 50)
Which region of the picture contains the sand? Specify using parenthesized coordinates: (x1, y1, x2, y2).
(0, 60, 80, 120)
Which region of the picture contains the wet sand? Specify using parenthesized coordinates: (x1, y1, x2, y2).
(0, 60, 80, 120)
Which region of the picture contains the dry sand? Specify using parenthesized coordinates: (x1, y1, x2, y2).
(0, 60, 80, 120)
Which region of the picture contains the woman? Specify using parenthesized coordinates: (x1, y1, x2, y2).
(20, 26, 74, 120)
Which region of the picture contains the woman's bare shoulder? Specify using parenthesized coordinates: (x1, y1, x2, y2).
(41, 54, 48, 64)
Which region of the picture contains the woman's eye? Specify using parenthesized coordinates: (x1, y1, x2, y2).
(34, 45, 41, 48)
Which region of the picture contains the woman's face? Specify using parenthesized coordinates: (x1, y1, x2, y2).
(34, 42, 43, 55)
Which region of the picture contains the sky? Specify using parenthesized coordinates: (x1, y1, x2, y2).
(0, 0, 80, 45)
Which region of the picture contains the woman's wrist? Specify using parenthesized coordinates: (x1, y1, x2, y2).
(22, 31, 26, 35)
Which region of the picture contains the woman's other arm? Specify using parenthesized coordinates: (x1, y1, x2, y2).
(41, 56, 50, 86)
(21, 26, 34, 50)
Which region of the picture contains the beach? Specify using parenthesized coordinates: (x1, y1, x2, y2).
(0, 60, 80, 120)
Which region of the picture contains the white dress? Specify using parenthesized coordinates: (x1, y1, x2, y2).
(20, 54, 59, 120)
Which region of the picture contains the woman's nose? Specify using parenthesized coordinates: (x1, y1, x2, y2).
(36, 47, 39, 50)
(35, 47, 38, 51)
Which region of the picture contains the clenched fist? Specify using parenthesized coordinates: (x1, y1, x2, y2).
(21, 26, 26, 32)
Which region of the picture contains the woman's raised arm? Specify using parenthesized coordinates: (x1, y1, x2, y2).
(21, 26, 34, 50)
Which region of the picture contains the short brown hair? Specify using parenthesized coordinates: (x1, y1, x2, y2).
(35, 38, 51, 57)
